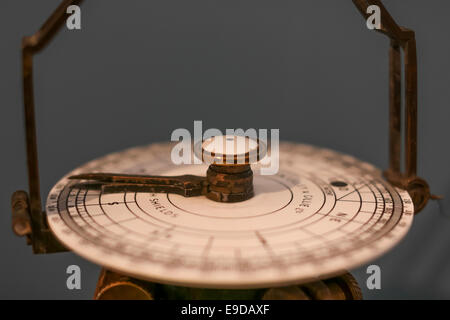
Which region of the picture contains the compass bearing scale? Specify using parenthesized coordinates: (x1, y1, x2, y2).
(12, 0, 437, 300)
(46, 141, 414, 290)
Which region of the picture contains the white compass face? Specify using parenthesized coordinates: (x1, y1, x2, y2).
(46, 142, 414, 288)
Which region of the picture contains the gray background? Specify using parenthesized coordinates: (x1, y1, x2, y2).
(1, 0, 449, 299)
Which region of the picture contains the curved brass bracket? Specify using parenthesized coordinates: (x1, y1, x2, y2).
(16, 0, 84, 253)
(15, 0, 432, 255)
(352, 0, 432, 213)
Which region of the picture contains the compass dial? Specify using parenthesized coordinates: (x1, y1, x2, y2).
(46, 142, 414, 288)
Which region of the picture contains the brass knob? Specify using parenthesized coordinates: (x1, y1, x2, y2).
(195, 135, 266, 203)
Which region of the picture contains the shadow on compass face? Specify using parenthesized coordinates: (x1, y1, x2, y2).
(161, 165, 292, 219)
(170, 176, 292, 219)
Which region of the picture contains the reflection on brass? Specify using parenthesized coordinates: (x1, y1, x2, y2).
(94, 269, 361, 300)
(323, 272, 363, 300)
(94, 269, 155, 300)
(262, 272, 362, 300)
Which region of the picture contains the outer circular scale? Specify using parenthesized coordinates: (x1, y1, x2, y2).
(46, 142, 414, 289)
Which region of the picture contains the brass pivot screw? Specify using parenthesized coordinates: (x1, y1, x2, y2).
(196, 135, 266, 203)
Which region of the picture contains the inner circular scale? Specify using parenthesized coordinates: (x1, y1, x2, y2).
(46, 142, 414, 289)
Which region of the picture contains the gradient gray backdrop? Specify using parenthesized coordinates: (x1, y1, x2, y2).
(1, 0, 449, 299)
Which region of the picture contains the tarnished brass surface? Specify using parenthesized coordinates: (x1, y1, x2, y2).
(69, 137, 258, 203)
(13, 0, 84, 253)
(70, 135, 261, 203)
(94, 269, 155, 300)
(11, 191, 32, 238)
(352, 0, 434, 213)
(11, 189, 66, 253)
(69, 173, 207, 197)
(323, 272, 363, 300)
(95, 269, 362, 300)
(69, 164, 255, 203)
(205, 164, 254, 202)
(262, 273, 362, 300)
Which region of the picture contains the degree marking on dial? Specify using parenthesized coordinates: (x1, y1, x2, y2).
(338, 200, 376, 203)
(102, 216, 138, 228)
(255, 231, 267, 246)
(335, 182, 368, 201)
(202, 236, 214, 258)
(255, 231, 285, 269)
(46, 142, 414, 288)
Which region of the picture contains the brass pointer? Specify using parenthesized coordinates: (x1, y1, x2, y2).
(69, 135, 266, 203)
(69, 173, 207, 197)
